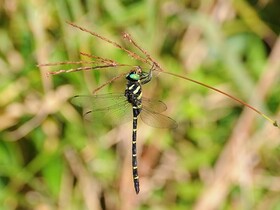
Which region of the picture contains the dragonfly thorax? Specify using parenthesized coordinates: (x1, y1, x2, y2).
(125, 72, 142, 117)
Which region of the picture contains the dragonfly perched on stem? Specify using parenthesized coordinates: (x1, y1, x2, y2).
(38, 22, 279, 194)
(69, 65, 177, 194)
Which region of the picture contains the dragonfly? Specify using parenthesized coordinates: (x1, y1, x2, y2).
(38, 22, 279, 194)
(71, 66, 177, 194)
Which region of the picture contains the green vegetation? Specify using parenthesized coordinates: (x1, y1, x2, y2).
(1, 0, 280, 209)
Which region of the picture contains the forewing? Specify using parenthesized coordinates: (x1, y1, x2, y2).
(140, 109, 177, 129)
(71, 93, 126, 110)
(71, 94, 132, 124)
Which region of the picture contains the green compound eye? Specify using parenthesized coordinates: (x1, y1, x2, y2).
(129, 73, 140, 80)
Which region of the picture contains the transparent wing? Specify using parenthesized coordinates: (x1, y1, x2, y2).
(141, 97, 167, 113)
(71, 93, 176, 128)
(71, 93, 127, 110)
(140, 109, 177, 129)
(84, 102, 132, 124)
(71, 94, 132, 124)
(72, 94, 168, 113)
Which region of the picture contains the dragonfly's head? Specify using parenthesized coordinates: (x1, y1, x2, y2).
(126, 66, 142, 81)
(126, 66, 152, 84)
(126, 71, 140, 81)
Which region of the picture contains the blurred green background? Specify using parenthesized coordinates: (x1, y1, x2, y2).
(1, 0, 280, 209)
